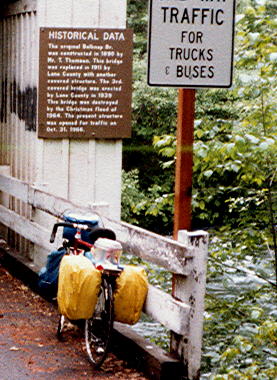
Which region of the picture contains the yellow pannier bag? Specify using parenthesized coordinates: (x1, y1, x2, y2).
(114, 265, 148, 325)
(57, 255, 101, 320)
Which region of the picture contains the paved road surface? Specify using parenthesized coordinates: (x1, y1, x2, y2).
(0, 263, 148, 380)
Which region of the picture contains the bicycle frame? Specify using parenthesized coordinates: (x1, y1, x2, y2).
(51, 220, 122, 368)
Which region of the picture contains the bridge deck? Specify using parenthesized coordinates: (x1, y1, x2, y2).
(0, 254, 149, 380)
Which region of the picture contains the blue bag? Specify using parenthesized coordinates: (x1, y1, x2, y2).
(62, 211, 102, 243)
(38, 248, 66, 298)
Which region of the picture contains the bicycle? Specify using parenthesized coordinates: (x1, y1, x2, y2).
(50, 217, 123, 368)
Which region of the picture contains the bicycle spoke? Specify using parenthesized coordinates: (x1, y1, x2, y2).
(57, 314, 65, 340)
(85, 278, 113, 368)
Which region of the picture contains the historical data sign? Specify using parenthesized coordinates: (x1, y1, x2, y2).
(148, 0, 236, 88)
(38, 28, 133, 138)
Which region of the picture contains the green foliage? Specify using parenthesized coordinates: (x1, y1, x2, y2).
(192, 129, 276, 227)
(123, 59, 177, 189)
(132, 61, 177, 141)
(127, 0, 148, 57)
(121, 169, 146, 225)
(132, 3, 277, 232)
(121, 169, 174, 234)
(203, 228, 277, 379)
(123, 1, 277, 378)
(124, 1, 177, 190)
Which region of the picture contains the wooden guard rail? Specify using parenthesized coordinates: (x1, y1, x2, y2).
(0, 173, 208, 379)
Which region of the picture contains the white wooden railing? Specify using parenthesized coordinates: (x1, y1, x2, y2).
(0, 172, 208, 379)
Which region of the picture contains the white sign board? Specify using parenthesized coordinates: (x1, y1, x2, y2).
(148, 0, 236, 88)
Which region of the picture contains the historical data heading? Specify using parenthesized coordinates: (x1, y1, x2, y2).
(148, 0, 236, 88)
(38, 28, 133, 139)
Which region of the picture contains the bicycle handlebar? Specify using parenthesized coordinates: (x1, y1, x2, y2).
(50, 222, 91, 243)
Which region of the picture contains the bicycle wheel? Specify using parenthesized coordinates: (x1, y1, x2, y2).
(85, 278, 113, 368)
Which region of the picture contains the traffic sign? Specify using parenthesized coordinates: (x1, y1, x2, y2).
(148, 0, 236, 88)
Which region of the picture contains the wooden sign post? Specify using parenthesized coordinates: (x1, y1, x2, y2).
(173, 88, 195, 238)
(148, 0, 235, 233)
(148, 1, 235, 376)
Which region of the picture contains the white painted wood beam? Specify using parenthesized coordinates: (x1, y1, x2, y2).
(0, 204, 52, 251)
(0, 174, 196, 276)
(144, 285, 190, 335)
